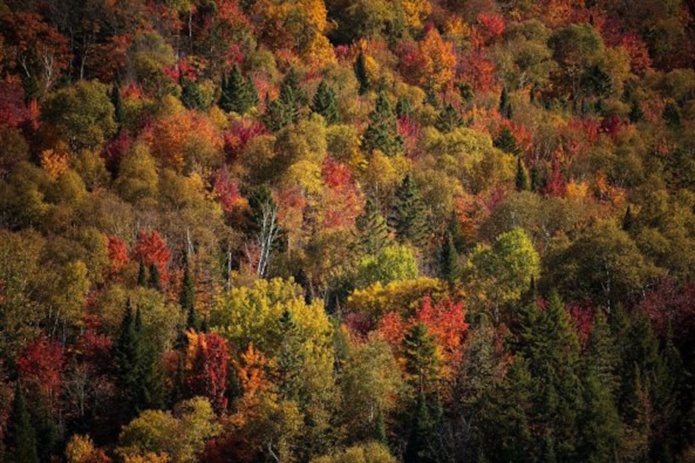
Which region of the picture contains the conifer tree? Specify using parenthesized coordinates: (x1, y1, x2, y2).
(137, 259, 147, 286)
(396, 97, 412, 118)
(392, 175, 430, 247)
(311, 80, 339, 124)
(111, 84, 124, 125)
(363, 92, 404, 156)
(586, 309, 620, 394)
(499, 87, 512, 118)
(530, 164, 543, 192)
(7, 384, 39, 463)
(114, 301, 143, 412)
(515, 157, 529, 191)
(439, 233, 458, 281)
(402, 322, 439, 394)
(181, 78, 206, 111)
(494, 126, 521, 155)
(405, 391, 437, 463)
(276, 309, 305, 401)
(220, 65, 258, 114)
(180, 253, 198, 330)
(663, 101, 681, 128)
(356, 198, 391, 255)
(622, 206, 634, 232)
(148, 263, 161, 291)
(354, 49, 369, 95)
(435, 103, 462, 133)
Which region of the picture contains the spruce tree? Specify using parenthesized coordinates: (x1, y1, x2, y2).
(263, 98, 293, 132)
(354, 49, 370, 95)
(7, 384, 39, 463)
(220, 65, 258, 114)
(622, 206, 634, 232)
(499, 87, 511, 118)
(111, 84, 124, 125)
(439, 233, 458, 281)
(180, 253, 198, 330)
(277, 309, 305, 401)
(392, 175, 430, 248)
(356, 198, 391, 255)
(663, 101, 681, 128)
(435, 103, 462, 133)
(396, 97, 412, 118)
(362, 92, 404, 156)
(181, 77, 206, 111)
(311, 80, 338, 124)
(530, 164, 543, 192)
(114, 301, 143, 413)
(148, 263, 161, 291)
(494, 126, 521, 155)
(515, 157, 529, 191)
(403, 322, 439, 394)
(137, 259, 147, 286)
(405, 391, 437, 463)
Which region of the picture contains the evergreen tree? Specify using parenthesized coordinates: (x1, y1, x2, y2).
(363, 92, 404, 156)
(439, 233, 458, 281)
(396, 97, 412, 118)
(180, 253, 198, 330)
(311, 80, 339, 124)
(586, 309, 620, 395)
(114, 301, 143, 413)
(181, 77, 206, 110)
(6, 384, 39, 463)
(515, 157, 529, 191)
(263, 98, 293, 132)
(354, 49, 370, 95)
(622, 206, 634, 232)
(629, 100, 644, 122)
(392, 175, 430, 248)
(110, 84, 124, 125)
(435, 103, 462, 133)
(148, 263, 161, 291)
(356, 198, 391, 255)
(137, 259, 147, 286)
(220, 65, 258, 114)
(114, 302, 163, 415)
(404, 391, 437, 463)
(494, 126, 521, 155)
(424, 88, 439, 108)
(499, 87, 512, 118)
(530, 164, 543, 192)
(276, 309, 305, 402)
(402, 322, 439, 394)
(663, 101, 681, 128)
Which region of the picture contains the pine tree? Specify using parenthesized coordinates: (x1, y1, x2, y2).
(424, 88, 439, 108)
(276, 309, 305, 401)
(356, 198, 391, 255)
(578, 362, 622, 461)
(114, 301, 143, 413)
(263, 98, 293, 132)
(111, 84, 124, 125)
(439, 233, 458, 281)
(7, 384, 39, 463)
(148, 263, 161, 291)
(629, 100, 644, 122)
(663, 101, 681, 128)
(586, 309, 620, 395)
(220, 65, 258, 114)
(515, 157, 529, 191)
(392, 175, 430, 247)
(181, 77, 206, 111)
(180, 253, 198, 330)
(311, 80, 338, 124)
(354, 49, 369, 95)
(137, 259, 147, 286)
(435, 103, 462, 133)
(499, 87, 512, 118)
(494, 126, 521, 155)
(363, 92, 404, 156)
(622, 206, 634, 232)
(402, 322, 439, 394)
(405, 391, 437, 463)
(396, 97, 412, 118)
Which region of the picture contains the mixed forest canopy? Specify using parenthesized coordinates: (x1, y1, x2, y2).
(1, 0, 695, 461)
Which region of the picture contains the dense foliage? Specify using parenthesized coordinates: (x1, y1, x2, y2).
(1, 0, 695, 461)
